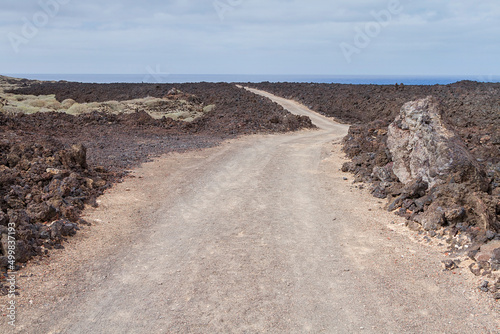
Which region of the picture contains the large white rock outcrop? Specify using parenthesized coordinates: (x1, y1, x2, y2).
(387, 96, 485, 189)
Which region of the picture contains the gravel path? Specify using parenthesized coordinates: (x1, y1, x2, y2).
(2, 89, 499, 333)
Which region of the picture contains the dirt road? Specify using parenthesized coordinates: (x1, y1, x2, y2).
(3, 89, 499, 333)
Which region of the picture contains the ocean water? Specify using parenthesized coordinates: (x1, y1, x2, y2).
(6, 73, 500, 85)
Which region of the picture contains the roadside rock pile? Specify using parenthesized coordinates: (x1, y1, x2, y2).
(343, 97, 499, 290)
(343, 97, 499, 240)
(0, 139, 113, 278)
(385, 97, 498, 235)
(342, 97, 500, 288)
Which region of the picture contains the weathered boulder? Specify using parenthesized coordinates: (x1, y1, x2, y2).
(413, 204, 445, 231)
(387, 96, 487, 190)
(59, 144, 87, 169)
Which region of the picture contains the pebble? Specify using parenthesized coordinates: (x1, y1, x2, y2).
(442, 259, 458, 271)
(479, 281, 489, 293)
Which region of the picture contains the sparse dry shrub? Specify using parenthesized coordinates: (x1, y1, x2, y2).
(46, 101, 62, 110)
(100, 101, 122, 112)
(61, 98, 76, 109)
(1, 105, 19, 115)
(29, 99, 47, 108)
(1, 105, 39, 115)
(67, 103, 91, 115)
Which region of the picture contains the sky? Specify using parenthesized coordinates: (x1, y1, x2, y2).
(1, 0, 499, 76)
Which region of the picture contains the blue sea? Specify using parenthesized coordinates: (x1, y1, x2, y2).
(6, 74, 500, 85)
